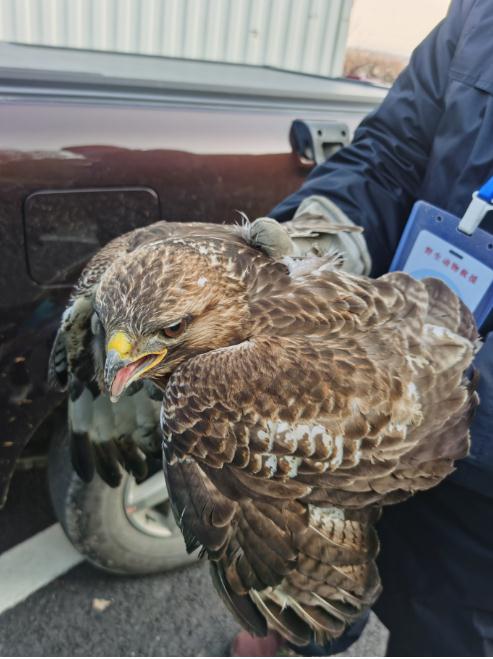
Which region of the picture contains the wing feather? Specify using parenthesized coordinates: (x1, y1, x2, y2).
(160, 267, 477, 643)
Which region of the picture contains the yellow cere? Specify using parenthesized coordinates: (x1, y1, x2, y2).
(107, 331, 133, 358)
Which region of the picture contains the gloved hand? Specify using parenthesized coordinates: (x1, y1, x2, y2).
(250, 195, 372, 276)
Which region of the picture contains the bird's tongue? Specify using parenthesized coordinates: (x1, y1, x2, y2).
(111, 358, 146, 399)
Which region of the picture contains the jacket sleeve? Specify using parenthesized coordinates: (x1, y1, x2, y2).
(269, 0, 470, 276)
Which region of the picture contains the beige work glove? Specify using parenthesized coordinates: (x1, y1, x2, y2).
(250, 195, 372, 276)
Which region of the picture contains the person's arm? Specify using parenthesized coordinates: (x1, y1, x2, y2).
(269, 0, 471, 276)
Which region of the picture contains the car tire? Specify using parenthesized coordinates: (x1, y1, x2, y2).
(47, 426, 197, 575)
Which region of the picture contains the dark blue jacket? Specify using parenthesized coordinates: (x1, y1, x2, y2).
(270, 0, 493, 495)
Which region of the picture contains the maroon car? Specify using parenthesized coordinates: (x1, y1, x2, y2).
(0, 41, 385, 573)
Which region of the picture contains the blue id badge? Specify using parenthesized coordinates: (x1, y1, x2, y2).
(390, 176, 493, 330)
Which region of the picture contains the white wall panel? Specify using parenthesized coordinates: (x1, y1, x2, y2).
(0, 0, 352, 76)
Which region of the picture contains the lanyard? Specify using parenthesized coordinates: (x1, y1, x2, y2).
(458, 176, 493, 235)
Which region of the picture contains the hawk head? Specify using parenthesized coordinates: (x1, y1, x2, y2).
(95, 238, 253, 401)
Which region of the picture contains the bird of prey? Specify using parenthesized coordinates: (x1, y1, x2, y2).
(49, 219, 479, 645)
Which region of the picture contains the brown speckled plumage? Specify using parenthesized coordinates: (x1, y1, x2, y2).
(50, 220, 479, 645)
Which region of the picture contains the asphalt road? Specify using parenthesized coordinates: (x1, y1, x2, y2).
(0, 468, 388, 657)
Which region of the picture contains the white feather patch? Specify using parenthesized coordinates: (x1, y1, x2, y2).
(264, 454, 278, 476)
(330, 435, 345, 469)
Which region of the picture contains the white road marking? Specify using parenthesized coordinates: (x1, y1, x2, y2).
(0, 523, 83, 615)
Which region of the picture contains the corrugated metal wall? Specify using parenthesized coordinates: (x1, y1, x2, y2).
(0, 0, 352, 77)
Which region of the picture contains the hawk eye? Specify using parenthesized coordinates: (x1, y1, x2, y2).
(161, 319, 186, 339)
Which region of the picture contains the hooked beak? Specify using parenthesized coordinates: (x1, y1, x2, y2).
(104, 333, 167, 402)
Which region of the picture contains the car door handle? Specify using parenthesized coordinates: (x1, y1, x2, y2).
(290, 119, 350, 169)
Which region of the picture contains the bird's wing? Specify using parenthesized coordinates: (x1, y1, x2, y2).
(48, 220, 247, 485)
(161, 271, 478, 643)
(161, 337, 385, 645)
(165, 448, 380, 645)
(163, 449, 380, 646)
(163, 273, 477, 507)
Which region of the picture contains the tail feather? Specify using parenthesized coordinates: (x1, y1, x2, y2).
(210, 562, 268, 638)
(249, 590, 312, 645)
(422, 277, 480, 345)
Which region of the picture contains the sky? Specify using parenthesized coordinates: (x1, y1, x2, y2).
(347, 0, 451, 56)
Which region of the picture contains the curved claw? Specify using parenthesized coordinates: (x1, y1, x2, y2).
(93, 441, 123, 488)
(70, 431, 95, 483)
(116, 437, 148, 482)
(70, 433, 149, 488)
